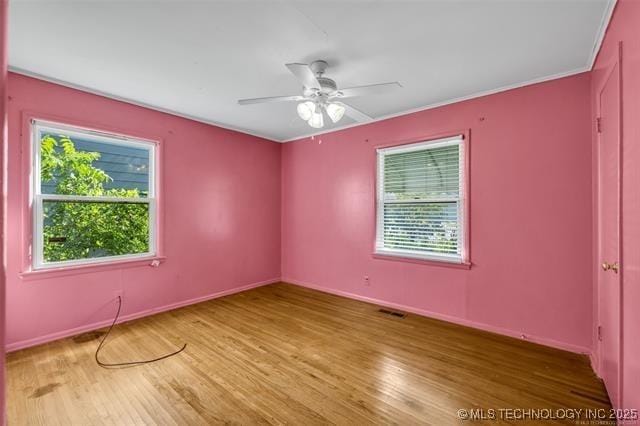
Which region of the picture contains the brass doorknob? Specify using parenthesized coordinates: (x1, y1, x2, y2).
(611, 262, 619, 273)
(602, 261, 620, 273)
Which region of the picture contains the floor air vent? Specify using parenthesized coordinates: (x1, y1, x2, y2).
(378, 308, 406, 318)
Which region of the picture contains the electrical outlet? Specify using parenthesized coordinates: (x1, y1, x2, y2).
(114, 289, 124, 302)
(364, 276, 370, 287)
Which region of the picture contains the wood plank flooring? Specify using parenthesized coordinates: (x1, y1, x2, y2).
(6, 282, 610, 425)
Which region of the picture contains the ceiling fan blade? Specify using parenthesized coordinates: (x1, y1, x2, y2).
(285, 63, 321, 90)
(336, 102, 374, 123)
(336, 82, 402, 98)
(238, 94, 306, 105)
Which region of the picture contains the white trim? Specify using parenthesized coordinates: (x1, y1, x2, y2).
(287, 0, 618, 143)
(34, 119, 158, 149)
(9, 2, 615, 144)
(376, 136, 462, 155)
(32, 125, 42, 268)
(375, 136, 466, 264)
(39, 194, 151, 203)
(148, 143, 157, 258)
(458, 138, 467, 263)
(11, 65, 590, 144)
(33, 252, 157, 271)
(9, 68, 597, 145)
(375, 152, 385, 250)
(374, 247, 463, 264)
(588, 0, 617, 70)
(383, 197, 458, 204)
(9, 66, 280, 143)
(31, 120, 158, 271)
(282, 67, 590, 142)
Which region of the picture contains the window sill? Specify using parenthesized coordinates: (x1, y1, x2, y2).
(20, 256, 166, 281)
(373, 252, 471, 269)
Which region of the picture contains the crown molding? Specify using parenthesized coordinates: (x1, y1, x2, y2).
(282, 66, 590, 142)
(8, 66, 281, 143)
(10, 0, 616, 144)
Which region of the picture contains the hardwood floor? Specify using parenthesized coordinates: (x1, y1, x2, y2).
(7, 282, 610, 425)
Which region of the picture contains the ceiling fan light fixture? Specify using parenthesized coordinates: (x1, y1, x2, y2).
(296, 101, 315, 121)
(307, 110, 324, 128)
(326, 102, 346, 123)
(237, 60, 399, 130)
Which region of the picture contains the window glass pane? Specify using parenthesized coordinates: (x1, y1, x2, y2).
(384, 144, 459, 200)
(43, 200, 149, 263)
(383, 202, 459, 255)
(40, 131, 150, 197)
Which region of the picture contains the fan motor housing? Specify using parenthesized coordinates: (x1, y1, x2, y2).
(309, 60, 329, 75)
(304, 77, 337, 97)
(318, 77, 337, 92)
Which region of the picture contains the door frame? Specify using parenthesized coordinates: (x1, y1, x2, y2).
(595, 41, 623, 409)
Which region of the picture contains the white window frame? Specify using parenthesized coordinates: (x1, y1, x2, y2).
(31, 120, 158, 270)
(375, 135, 467, 264)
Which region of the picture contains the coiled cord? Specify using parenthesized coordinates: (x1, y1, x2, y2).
(95, 296, 187, 368)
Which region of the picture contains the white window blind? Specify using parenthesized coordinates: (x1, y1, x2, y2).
(376, 136, 466, 263)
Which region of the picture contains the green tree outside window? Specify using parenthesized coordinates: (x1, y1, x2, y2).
(41, 135, 150, 262)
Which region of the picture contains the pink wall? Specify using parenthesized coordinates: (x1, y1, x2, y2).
(5, 72, 281, 350)
(1, 0, 7, 421)
(1, 4, 633, 416)
(281, 73, 594, 353)
(591, 0, 640, 411)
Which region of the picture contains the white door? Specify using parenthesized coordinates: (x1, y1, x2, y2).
(597, 56, 622, 409)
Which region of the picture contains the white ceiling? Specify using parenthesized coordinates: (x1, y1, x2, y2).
(9, 0, 614, 142)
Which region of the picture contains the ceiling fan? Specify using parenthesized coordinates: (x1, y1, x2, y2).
(238, 60, 401, 129)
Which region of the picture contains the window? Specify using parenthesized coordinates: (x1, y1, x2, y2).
(31, 120, 157, 270)
(375, 135, 467, 263)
